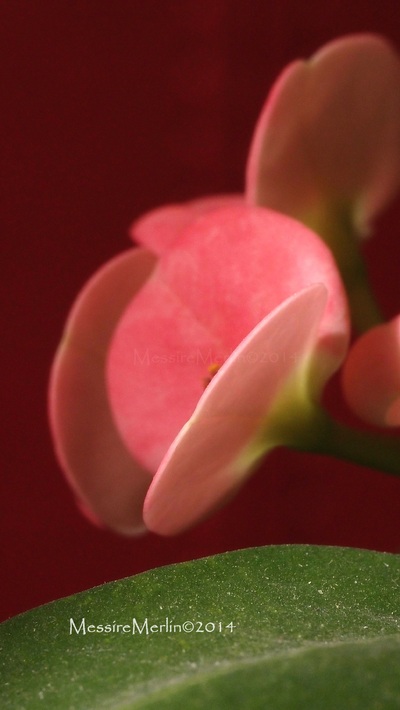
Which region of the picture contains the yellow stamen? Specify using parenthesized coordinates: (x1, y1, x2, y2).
(203, 362, 222, 389)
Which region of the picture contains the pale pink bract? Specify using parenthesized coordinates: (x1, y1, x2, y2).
(246, 34, 400, 236)
(342, 317, 400, 428)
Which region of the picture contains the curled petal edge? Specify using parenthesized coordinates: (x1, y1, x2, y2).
(48, 249, 156, 535)
(144, 284, 336, 536)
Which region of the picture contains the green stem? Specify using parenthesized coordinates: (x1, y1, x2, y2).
(328, 222, 383, 334)
(290, 407, 400, 477)
(305, 203, 384, 334)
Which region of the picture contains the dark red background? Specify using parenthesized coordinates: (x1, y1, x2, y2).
(2, 1, 400, 621)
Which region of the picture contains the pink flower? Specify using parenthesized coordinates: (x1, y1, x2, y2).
(246, 34, 400, 238)
(50, 33, 400, 535)
(49, 201, 348, 535)
(342, 318, 400, 428)
(53, 33, 400, 536)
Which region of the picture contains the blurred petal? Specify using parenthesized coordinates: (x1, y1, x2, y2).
(132, 194, 243, 256)
(49, 249, 156, 534)
(108, 205, 349, 472)
(246, 34, 400, 234)
(107, 275, 226, 471)
(342, 317, 400, 427)
(144, 285, 328, 535)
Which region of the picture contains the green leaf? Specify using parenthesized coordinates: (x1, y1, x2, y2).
(1, 545, 400, 708)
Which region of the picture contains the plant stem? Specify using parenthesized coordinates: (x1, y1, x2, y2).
(305, 202, 384, 334)
(292, 408, 400, 477)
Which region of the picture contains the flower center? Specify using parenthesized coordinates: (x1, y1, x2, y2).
(203, 362, 222, 389)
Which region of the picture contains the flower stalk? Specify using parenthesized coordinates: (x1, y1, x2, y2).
(293, 410, 400, 478)
(302, 202, 384, 333)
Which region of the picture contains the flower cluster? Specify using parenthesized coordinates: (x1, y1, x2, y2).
(49, 34, 400, 536)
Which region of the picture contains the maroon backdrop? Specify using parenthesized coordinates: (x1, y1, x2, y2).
(2, 1, 400, 621)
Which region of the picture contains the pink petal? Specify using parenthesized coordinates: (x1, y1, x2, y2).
(49, 249, 156, 534)
(342, 317, 400, 427)
(107, 276, 227, 472)
(246, 34, 400, 233)
(131, 194, 243, 256)
(144, 285, 328, 535)
(108, 205, 349, 472)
